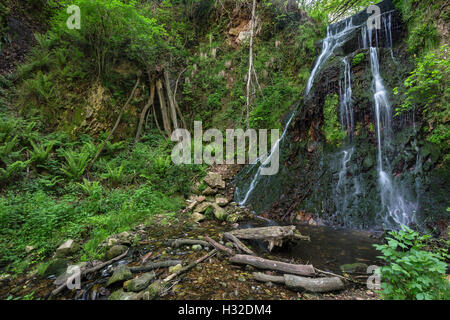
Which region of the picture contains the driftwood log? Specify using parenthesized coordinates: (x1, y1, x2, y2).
(230, 254, 315, 276)
(223, 232, 256, 256)
(253, 272, 345, 293)
(252, 272, 285, 284)
(205, 236, 234, 256)
(229, 225, 309, 251)
(284, 274, 344, 292)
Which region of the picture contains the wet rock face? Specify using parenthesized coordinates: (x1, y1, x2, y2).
(233, 3, 448, 230)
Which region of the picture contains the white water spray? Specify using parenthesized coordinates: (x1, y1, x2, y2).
(306, 18, 358, 96)
(236, 110, 297, 206)
(367, 33, 416, 228)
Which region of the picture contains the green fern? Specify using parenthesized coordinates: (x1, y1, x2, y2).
(29, 139, 54, 165)
(101, 164, 126, 187)
(60, 149, 90, 181)
(0, 136, 18, 160)
(0, 160, 29, 184)
(77, 178, 102, 197)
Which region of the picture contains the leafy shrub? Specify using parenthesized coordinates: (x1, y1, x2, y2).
(393, 0, 442, 54)
(374, 226, 450, 300)
(395, 45, 449, 148)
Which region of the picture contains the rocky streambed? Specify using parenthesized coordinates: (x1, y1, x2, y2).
(0, 166, 384, 301)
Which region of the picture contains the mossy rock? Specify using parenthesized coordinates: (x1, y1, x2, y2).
(108, 289, 142, 300)
(123, 272, 155, 292)
(352, 52, 365, 66)
(107, 265, 132, 287)
(104, 245, 128, 261)
(40, 258, 68, 278)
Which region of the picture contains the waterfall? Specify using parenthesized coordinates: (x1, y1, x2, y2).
(235, 3, 418, 230)
(333, 58, 360, 224)
(235, 18, 359, 206)
(339, 57, 354, 141)
(366, 24, 416, 228)
(235, 110, 297, 206)
(305, 18, 357, 96)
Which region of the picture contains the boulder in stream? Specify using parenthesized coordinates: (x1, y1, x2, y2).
(123, 272, 156, 292)
(40, 258, 68, 278)
(107, 265, 132, 287)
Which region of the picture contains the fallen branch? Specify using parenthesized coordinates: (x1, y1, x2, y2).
(223, 232, 256, 256)
(314, 267, 358, 284)
(253, 272, 345, 293)
(51, 250, 129, 297)
(252, 272, 285, 284)
(205, 236, 234, 256)
(129, 260, 182, 273)
(230, 254, 315, 276)
(284, 274, 345, 293)
(229, 226, 309, 251)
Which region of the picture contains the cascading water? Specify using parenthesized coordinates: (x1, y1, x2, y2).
(339, 57, 354, 140)
(236, 18, 362, 207)
(306, 18, 357, 96)
(235, 110, 296, 206)
(235, 1, 422, 230)
(366, 25, 417, 228)
(332, 58, 361, 223)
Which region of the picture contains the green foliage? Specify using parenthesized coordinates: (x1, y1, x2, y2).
(51, 0, 167, 78)
(101, 163, 126, 187)
(303, 0, 378, 24)
(352, 52, 365, 66)
(29, 140, 54, 165)
(395, 45, 449, 147)
(60, 147, 92, 181)
(393, 0, 443, 55)
(0, 161, 29, 185)
(76, 178, 102, 198)
(374, 226, 450, 300)
(322, 93, 345, 145)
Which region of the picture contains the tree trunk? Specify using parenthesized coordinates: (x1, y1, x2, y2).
(135, 76, 155, 143)
(230, 254, 315, 276)
(284, 274, 345, 292)
(163, 70, 179, 132)
(228, 225, 310, 251)
(156, 78, 171, 136)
